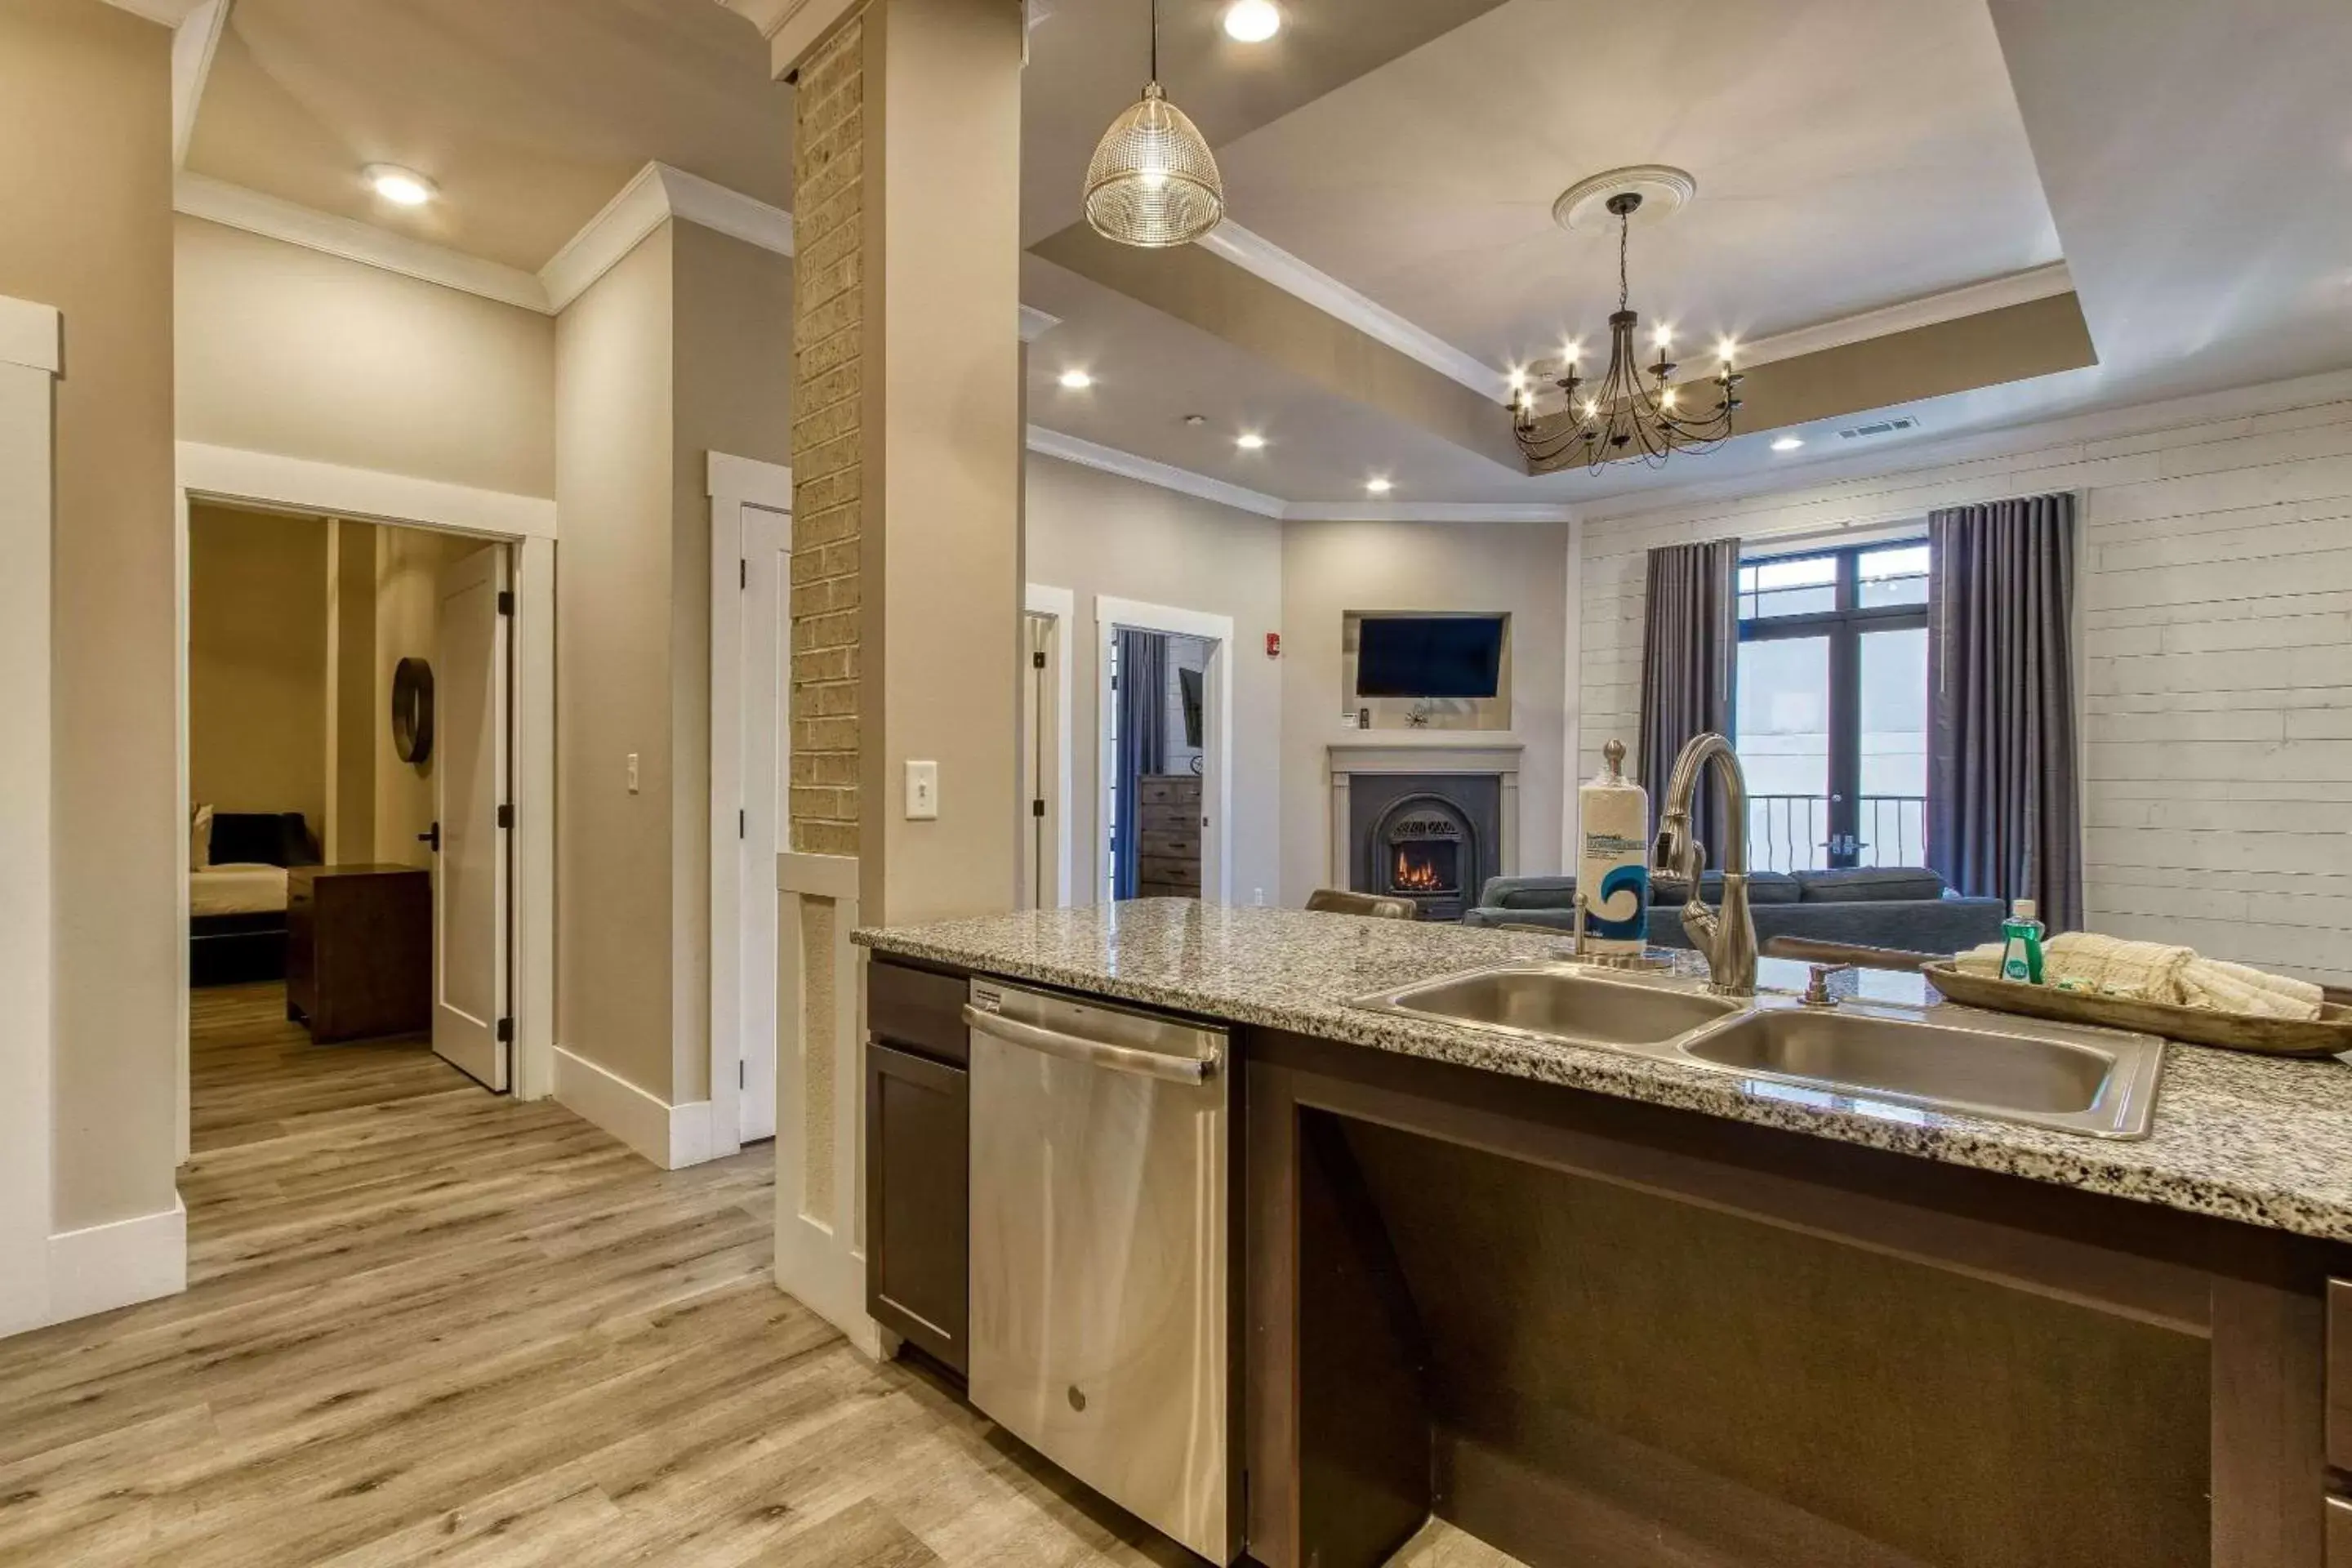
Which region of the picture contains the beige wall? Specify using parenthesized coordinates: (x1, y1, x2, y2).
(1281, 519, 1573, 906)
(556, 228, 677, 1102)
(0, 0, 179, 1231)
(188, 506, 329, 840)
(553, 218, 792, 1104)
(1024, 456, 1285, 906)
(671, 222, 794, 1099)
(176, 215, 557, 497)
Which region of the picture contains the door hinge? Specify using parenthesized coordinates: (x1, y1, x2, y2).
(497, 802, 514, 829)
(1031, 649, 1046, 669)
(495, 1017, 514, 1045)
(496, 590, 514, 616)
(739, 808, 747, 839)
(740, 558, 748, 590)
(1031, 799, 1045, 818)
(739, 1060, 746, 1089)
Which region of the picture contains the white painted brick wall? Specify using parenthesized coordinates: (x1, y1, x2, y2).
(1578, 380, 2352, 985)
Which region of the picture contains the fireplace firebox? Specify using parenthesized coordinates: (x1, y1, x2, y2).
(1357, 784, 1495, 920)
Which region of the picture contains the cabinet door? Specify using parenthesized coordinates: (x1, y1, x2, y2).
(867, 1040, 969, 1372)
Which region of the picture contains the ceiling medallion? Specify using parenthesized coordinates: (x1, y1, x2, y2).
(1510, 167, 1741, 474)
(1085, 0, 1226, 248)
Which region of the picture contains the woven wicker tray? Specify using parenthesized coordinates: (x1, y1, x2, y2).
(1922, 962, 2352, 1059)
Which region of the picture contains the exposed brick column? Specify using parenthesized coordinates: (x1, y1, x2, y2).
(787, 16, 866, 859)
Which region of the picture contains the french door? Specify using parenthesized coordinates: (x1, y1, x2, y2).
(1734, 544, 1931, 872)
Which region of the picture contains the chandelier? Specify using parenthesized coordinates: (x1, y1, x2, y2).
(1084, 0, 1225, 248)
(1509, 186, 1742, 473)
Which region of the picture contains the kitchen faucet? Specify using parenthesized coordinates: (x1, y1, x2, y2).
(1653, 732, 1757, 998)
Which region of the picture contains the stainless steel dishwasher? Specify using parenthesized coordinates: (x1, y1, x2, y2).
(964, 978, 1236, 1565)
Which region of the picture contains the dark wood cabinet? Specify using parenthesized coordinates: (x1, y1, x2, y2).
(1136, 774, 1203, 898)
(287, 864, 432, 1044)
(866, 957, 970, 1373)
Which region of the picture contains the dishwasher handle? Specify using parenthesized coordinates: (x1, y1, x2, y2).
(963, 1004, 1218, 1086)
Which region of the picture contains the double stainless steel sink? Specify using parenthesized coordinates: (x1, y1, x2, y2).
(1353, 960, 2165, 1138)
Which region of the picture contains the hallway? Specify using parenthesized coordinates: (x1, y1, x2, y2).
(0, 983, 1191, 1567)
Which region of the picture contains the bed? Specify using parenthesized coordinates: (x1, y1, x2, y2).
(190, 812, 318, 987)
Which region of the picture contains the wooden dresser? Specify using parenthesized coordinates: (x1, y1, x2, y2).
(287, 864, 433, 1044)
(1136, 773, 1203, 898)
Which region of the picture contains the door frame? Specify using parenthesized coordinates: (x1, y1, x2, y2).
(707, 452, 794, 1158)
(1024, 583, 1076, 909)
(175, 443, 559, 1160)
(1095, 595, 1235, 905)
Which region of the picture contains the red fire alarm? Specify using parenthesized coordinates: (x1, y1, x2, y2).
(1265, 631, 1281, 658)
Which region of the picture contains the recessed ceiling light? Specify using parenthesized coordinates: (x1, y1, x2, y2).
(1182, 413, 1207, 426)
(1771, 435, 1805, 452)
(363, 163, 437, 207)
(1058, 368, 1094, 390)
(1236, 431, 1266, 451)
(1365, 477, 1393, 495)
(1223, 0, 1281, 42)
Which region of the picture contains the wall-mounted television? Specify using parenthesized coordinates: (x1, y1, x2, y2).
(1355, 615, 1506, 699)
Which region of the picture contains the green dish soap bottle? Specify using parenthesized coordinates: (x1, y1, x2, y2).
(2000, 898, 2046, 984)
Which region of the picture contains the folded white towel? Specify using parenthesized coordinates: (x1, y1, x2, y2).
(2180, 958, 2324, 1022)
(1953, 932, 2322, 1021)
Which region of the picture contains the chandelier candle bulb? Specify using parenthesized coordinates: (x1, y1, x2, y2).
(1579, 739, 1650, 956)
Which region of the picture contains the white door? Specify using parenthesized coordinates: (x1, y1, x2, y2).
(737, 503, 791, 1143)
(433, 545, 510, 1090)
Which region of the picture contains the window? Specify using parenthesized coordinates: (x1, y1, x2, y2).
(1734, 542, 1931, 874)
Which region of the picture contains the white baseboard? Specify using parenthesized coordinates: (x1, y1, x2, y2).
(554, 1046, 722, 1170)
(46, 1194, 187, 1326)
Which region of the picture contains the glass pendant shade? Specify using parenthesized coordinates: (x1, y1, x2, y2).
(1085, 82, 1225, 247)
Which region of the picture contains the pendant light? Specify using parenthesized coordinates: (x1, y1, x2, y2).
(1084, 0, 1225, 247)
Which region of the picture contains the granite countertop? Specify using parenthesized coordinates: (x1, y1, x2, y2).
(854, 900, 2352, 1245)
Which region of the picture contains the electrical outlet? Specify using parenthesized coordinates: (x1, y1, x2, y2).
(626, 752, 639, 794)
(905, 760, 939, 820)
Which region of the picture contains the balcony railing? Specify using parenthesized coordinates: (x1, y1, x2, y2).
(1746, 794, 1927, 874)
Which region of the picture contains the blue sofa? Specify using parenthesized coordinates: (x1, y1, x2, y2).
(1462, 866, 2006, 956)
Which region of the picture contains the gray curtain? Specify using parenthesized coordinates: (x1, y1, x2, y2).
(1638, 537, 1740, 868)
(1927, 493, 2084, 932)
(1111, 628, 1167, 900)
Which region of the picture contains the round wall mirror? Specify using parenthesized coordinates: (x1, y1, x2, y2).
(391, 657, 435, 764)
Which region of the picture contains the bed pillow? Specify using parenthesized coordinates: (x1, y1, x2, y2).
(191, 804, 213, 871)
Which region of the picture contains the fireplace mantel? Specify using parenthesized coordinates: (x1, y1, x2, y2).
(1327, 734, 1521, 896)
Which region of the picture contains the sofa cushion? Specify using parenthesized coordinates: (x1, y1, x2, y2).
(1793, 866, 1947, 903)
(1651, 871, 1800, 906)
(1481, 875, 1581, 911)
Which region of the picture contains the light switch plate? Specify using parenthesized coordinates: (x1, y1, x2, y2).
(905, 760, 939, 820)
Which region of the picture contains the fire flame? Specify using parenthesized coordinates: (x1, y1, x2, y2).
(1392, 850, 1449, 893)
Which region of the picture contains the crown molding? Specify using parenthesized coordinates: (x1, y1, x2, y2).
(1018, 305, 1062, 343)
(170, 0, 230, 167)
(174, 172, 551, 311)
(541, 162, 795, 312)
(1027, 426, 1286, 518)
(1284, 501, 1575, 523)
(1025, 426, 1581, 524)
(1196, 220, 1509, 400)
(1732, 261, 2076, 371)
(98, 0, 207, 24)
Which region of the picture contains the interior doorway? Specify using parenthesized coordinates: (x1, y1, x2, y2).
(184, 504, 520, 1126)
(1094, 596, 1233, 906)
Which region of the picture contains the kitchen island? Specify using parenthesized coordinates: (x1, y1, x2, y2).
(855, 900, 2352, 1568)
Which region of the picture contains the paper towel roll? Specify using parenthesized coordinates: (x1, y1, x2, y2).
(1579, 739, 1649, 953)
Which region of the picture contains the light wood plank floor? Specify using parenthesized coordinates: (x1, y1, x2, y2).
(0, 982, 1200, 1567)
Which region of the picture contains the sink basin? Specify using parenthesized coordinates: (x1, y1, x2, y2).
(1678, 1006, 2162, 1138)
(1359, 961, 1741, 1049)
(1353, 958, 2164, 1139)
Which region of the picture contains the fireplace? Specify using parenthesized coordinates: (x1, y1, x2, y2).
(1352, 777, 1500, 920)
